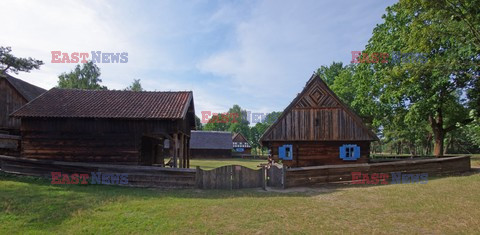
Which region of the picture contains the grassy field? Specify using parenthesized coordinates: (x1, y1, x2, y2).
(189, 158, 266, 170)
(469, 154, 480, 167)
(1, 171, 479, 234)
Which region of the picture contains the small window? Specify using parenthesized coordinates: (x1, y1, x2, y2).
(279, 144, 293, 160)
(339, 144, 360, 161)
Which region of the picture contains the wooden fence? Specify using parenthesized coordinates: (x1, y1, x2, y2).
(0, 155, 196, 188)
(278, 156, 471, 188)
(196, 165, 265, 189)
(0, 155, 472, 189)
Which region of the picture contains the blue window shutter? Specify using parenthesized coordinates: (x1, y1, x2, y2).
(353, 146, 360, 159)
(279, 146, 286, 159)
(340, 144, 361, 161)
(285, 145, 293, 160)
(339, 145, 346, 160)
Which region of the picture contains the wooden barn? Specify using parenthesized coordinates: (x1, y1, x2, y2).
(190, 131, 232, 158)
(10, 88, 196, 168)
(260, 74, 378, 167)
(0, 74, 46, 134)
(232, 132, 251, 157)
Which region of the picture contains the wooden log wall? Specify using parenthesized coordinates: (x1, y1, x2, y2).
(20, 118, 189, 164)
(0, 134, 20, 157)
(0, 155, 196, 188)
(282, 156, 471, 188)
(0, 78, 26, 131)
(269, 141, 370, 167)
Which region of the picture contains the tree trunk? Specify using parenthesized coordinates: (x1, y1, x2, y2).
(430, 108, 446, 157)
(407, 141, 416, 156)
(433, 130, 444, 157)
(425, 133, 433, 155)
(431, 116, 445, 157)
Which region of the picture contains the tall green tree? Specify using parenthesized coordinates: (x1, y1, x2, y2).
(126, 79, 144, 91)
(363, 0, 479, 156)
(317, 63, 382, 129)
(203, 113, 231, 131)
(57, 61, 107, 90)
(316, 61, 344, 86)
(0, 46, 43, 74)
(228, 104, 250, 136)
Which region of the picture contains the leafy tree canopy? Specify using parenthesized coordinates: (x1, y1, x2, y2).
(57, 61, 107, 90)
(126, 79, 144, 91)
(0, 46, 43, 74)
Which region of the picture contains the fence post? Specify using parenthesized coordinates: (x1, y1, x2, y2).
(262, 165, 266, 190)
(195, 166, 202, 189)
(282, 165, 286, 189)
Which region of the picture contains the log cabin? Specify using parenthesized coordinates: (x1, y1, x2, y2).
(10, 88, 196, 168)
(232, 132, 251, 157)
(190, 131, 232, 158)
(260, 74, 379, 167)
(0, 74, 46, 134)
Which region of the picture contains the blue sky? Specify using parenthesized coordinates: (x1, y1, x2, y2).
(1, 0, 397, 117)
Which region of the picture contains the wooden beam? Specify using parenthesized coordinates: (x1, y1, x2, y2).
(179, 134, 184, 168)
(183, 135, 188, 168)
(187, 137, 190, 168)
(172, 133, 178, 168)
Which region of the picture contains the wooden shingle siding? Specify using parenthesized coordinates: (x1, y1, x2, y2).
(261, 74, 377, 143)
(260, 74, 378, 167)
(20, 118, 186, 163)
(263, 108, 373, 141)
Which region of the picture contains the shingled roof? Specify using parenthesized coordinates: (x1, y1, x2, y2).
(11, 88, 193, 119)
(2, 74, 46, 101)
(190, 131, 232, 150)
(260, 74, 378, 142)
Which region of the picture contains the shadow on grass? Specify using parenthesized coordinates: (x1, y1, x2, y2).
(1, 169, 478, 231)
(0, 172, 330, 231)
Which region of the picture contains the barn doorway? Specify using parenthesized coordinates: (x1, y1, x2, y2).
(141, 135, 168, 166)
(140, 133, 190, 168)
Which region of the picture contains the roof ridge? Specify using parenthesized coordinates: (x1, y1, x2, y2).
(2, 74, 46, 101)
(52, 87, 193, 93)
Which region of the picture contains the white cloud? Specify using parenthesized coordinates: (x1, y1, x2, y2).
(1, 0, 396, 117)
(0, 0, 146, 89)
(198, 0, 396, 112)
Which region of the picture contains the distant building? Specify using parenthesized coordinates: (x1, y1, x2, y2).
(0, 74, 46, 134)
(232, 132, 251, 157)
(190, 131, 232, 158)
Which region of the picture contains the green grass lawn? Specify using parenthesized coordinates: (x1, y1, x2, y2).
(1, 172, 479, 234)
(189, 158, 267, 170)
(469, 154, 480, 167)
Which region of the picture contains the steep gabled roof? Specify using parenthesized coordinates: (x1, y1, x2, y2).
(190, 131, 232, 150)
(232, 132, 251, 148)
(11, 88, 194, 120)
(2, 74, 46, 101)
(260, 74, 378, 143)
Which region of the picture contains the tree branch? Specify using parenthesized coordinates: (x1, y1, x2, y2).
(444, 118, 474, 132)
